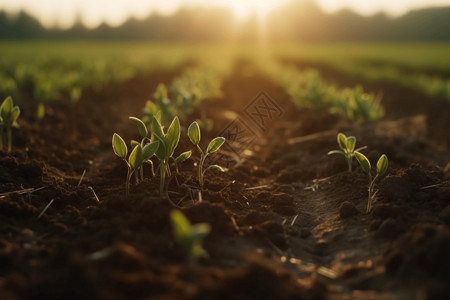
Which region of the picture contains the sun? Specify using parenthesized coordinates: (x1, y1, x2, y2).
(200, 0, 289, 20)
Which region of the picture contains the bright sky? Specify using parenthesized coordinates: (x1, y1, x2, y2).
(1, 0, 450, 28)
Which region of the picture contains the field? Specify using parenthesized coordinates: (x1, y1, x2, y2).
(1, 41, 450, 299)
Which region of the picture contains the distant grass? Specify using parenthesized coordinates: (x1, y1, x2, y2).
(269, 42, 450, 73)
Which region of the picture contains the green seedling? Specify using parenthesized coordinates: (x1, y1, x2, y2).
(129, 116, 156, 181)
(112, 133, 159, 196)
(354, 152, 388, 213)
(152, 115, 190, 197)
(0, 96, 20, 153)
(188, 121, 226, 187)
(170, 210, 210, 263)
(328, 132, 367, 172)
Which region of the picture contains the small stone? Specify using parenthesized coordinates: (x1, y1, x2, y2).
(270, 193, 294, 206)
(339, 201, 359, 218)
(375, 218, 405, 239)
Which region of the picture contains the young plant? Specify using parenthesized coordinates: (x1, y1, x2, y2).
(170, 210, 210, 263)
(112, 133, 159, 196)
(151, 115, 190, 197)
(129, 116, 156, 181)
(0, 96, 20, 153)
(354, 152, 388, 213)
(188, 121, 226, 187)
(328, 132, 367, 172)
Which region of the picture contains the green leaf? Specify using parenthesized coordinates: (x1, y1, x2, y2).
(188, 121, 201, 145)
(151, 115, 164, 141)
(155, 83, 168, 101)
(337, 133, 347, 151)
(376, 154, 388, 176)
(206, 137, 225, 154)
(128, 144, 143, 170)
(0, 96, 13, 119)
(165, 116, 180, 158)
(36, 103, 45, 120)
(328, 150, 346, 156)
(129, 117, 148, 138)
(346, 136, 356, 152)
(355, 151, 371, 174)
(112, 133, 127, 159)
(11, 106, 20, 128)
(175, 151, 192, 164)
(142, 141, 159, 161)
(130, 140, 140, 149)
(205, 164, 226, 173)
(191, 223, 211, 241)
(151, 115, 166, 160)
(171, 210, 192, 241)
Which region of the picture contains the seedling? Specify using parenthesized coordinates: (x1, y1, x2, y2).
(129, 116, 157, 181)
(170, 210, 210, 263)
(188, 121, 226, 187)
(328, 132, 367, 172)
(151, 115, 191, 197)
(354, 152, 388, 213)
(0, 96, 20, 152)
(112, 133, 159, 196)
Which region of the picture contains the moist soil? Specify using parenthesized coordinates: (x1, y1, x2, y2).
(1, 60, 450, 300)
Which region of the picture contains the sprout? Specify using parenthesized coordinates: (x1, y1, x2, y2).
(0, 96, 20, 153)
(112, 133, 159, 196)
(188, 121, 226, 187)
(170, 210, 210, 263)
(151, 115, 182, 197)
(355, 152, 389, 213)
(328, 132, 367, 172)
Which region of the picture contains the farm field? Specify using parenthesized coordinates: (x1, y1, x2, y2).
(1, 42, 450, 299)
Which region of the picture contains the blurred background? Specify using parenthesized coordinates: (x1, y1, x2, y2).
(1, 0, 450, 41)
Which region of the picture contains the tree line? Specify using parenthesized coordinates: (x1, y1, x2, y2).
(1, 0, 449, 41)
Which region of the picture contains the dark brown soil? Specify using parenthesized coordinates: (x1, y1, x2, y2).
(1, 60, 449, 300)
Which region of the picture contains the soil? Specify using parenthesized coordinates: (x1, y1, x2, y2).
(1, 59, 450, 300)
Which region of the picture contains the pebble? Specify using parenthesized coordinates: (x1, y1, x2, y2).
(339, 201, 359, 218)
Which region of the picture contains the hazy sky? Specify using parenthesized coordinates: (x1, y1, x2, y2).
(1, 0, 450, 28)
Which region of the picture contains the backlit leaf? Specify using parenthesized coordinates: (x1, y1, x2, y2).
(376, 154, 388, 176)
(129, 116, 148, 138)
(112, 133, 127, 159)
(175, 151, 192, 164)
(206, 137, 225, 154)
(355, 151, 371, 174)
(128, 144, 143, 170)
(188, 121, 201, 145)
(337, 133, 347, 151)
(346, 136, 356, 152)
(142, 141, 159, 161)
(165, 116, 180, 158)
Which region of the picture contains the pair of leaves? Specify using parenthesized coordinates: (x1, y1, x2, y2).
(112, 133, 159, 171)
(0, 96, 20, 128)
(151, 115, 180, 162)
(170, 210, 210, 260)
(329, 132, 366, 157)
(337, 132, 356, 154)
(188, 121, 225, 155)
(355, 152, 388, 176)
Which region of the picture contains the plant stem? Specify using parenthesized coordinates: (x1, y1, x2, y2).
(347, 156, 352, 172)
(367, 174, 379, 213)
(196, 144, 205, 187)
(160, 162, 166, 197)
(7, 126, 12, 153)
(126, 167, 131, 197)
